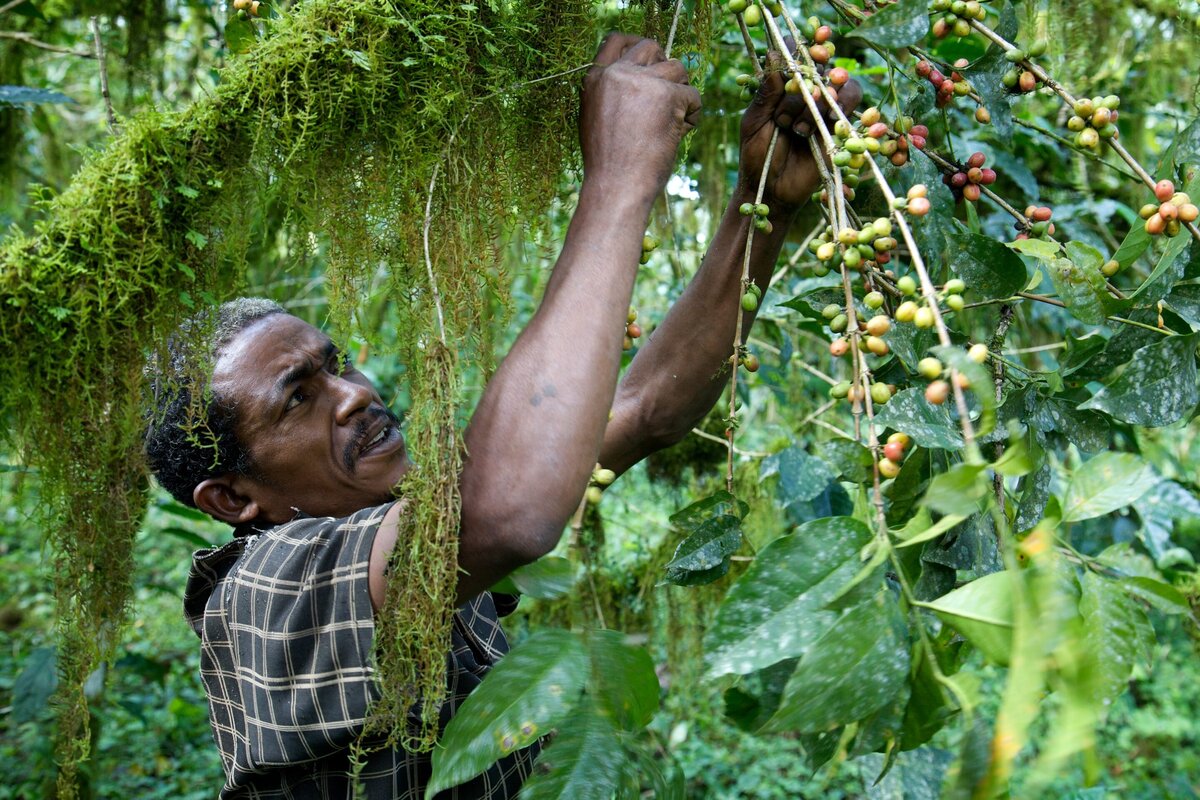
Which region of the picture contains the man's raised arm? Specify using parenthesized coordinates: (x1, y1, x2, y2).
(369, 35, 701, 609)
(599, 54, 861, 475)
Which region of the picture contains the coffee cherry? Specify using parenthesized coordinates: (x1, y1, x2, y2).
(866, 315, 891, 336)
(626, 322, 642, 339)
(743, 4, 762, 25)
(586, 486, 604, 504)
(739, 202, 754, 216)
(925, 380, 950, 405)
(908, 197, 931, 216)
(830, 381, 851, 399)
(883, 441, 906, 462)
(914, 306, 935, 328)
(897, 276, 917, 296)
(975, 106, 991, 124)
(1155, 180, 1175, 202)
(917, 357, 943, 379)
(233, 0, 251, 8)
(892, 301, 917, 323)
(962, 184, 981, 202)
(830, 313, 848, 333)
(814, 24, 833, 43)
(864, 291, 885, 309)
(830, 338, 849, 357)
(946, 294, 965, 312)
(879, 458, 901, 479)
(829, 67, 850, 87)
(1145, 213, 1166, 235)
(861, 106, 882, 126)
(968, 343, 989, 363)
(741, 292, 759, 312)
(865, 336, 890, 356)
(1076, 128, 1099, 148)
(870, 382, 893, 404)
(742, 353, 760, 372)
(249, 0, 261, 15)
(1101, 259, 1120, 277)
(887, 431, 911, 448)
(822, 303, 841, 319)
(1180, 203, 1200, 223)
(627, 307, 638, 324)
(1018, 71, 1037, 93)
(593, 467, 617, 486)
(1004, 48, 1025, 63)
(810, 44, 830, 63)
(642, 234, 660, 252)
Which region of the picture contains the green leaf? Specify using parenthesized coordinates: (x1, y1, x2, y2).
(662, 514, 742, 585)
(586, 631, 658, 730)
(704, 517, 873, 678)
(1007, 238, 1059, 260)
(922, 571, 1014, 665)
(669, 490, 747, 529)
(1079, 571, 1151, 704)
(1135, 479, 1200, 558)
(224, 17, 257, 54)
(1079, 333, 1199, 426)
(765, 591, 910, 733)
(949, 225, 1028, 301)
(923, 462, 988, 517)
(161, 526, 214, 549)
(428, 630, 588, 797)
(1062, 452, 1157, 522)
(760, 446, 835, 507)
(873, 388, 963, 450)
(8, 2, 46, 21)
(895, 510, 968, 548)
(1111, 223, 1152, 270)
(0, 85, 74, 106)
(1047, 252, 1110, 325)
(1132, 239, 1189, 306)
(519, 700, 627, 800)
(847, 0, 929, 48)
(505, 556, 574, 599)
(12, 647, 57, 723)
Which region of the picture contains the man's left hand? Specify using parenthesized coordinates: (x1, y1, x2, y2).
(737, 50, 863, 210)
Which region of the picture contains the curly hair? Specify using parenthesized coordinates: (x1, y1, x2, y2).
(143, 298, 286, 509)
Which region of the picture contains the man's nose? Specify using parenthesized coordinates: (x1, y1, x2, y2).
(332, 375, 375, 424)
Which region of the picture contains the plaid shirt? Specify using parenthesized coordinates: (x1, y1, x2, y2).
(184, 502, 538, 798)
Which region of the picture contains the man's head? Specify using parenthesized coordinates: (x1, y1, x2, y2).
(145, 298, 408, 527)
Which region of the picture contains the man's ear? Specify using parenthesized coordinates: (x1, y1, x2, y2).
(194, 475, 261, 526)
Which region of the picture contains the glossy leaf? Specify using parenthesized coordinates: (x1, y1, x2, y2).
(428, 630, 588, 797)
(760, 446, 835, 507)
(704, 517, 873, 678)
(949, 225, 1028, 301)
(1047, 254, 1109, 325)
(586, 631, 659, 731)
(765, 591, 910, 734)
(848, 0, 929, 48)
(895, 510, 968, 548)
(922, 571, 1014, 666)
(0, 85, 74, 106)
(508, 556, 575, 599)
(668, 490, 747, 529)
(922, 462, 988, 516)
(873, 389, 963, 450)
(662, 513, 743, 585)
(1061, 452, 1158, 522)
(1079, 571, 1151, 704)
(1078, 333, 1200, 426)
(1135, 479, 1200, 558)
(519, 700, 627, 800)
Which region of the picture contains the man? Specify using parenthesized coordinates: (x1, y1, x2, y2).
(146, 33, 857, 799)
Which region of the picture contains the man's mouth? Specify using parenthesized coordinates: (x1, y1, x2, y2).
(345, 411, 404, 472)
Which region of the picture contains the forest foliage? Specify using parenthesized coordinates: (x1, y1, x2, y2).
(2, 0, 1200, 797)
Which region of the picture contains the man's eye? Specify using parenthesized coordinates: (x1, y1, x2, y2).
(285, 390, 306, 411)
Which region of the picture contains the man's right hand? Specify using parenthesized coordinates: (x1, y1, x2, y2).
(579, 34, 702, 200)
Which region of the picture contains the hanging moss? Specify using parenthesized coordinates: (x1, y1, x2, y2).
(1, 0, 598, 789)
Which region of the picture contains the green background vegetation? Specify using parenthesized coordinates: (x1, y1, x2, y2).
(2, 0, 1199, 797)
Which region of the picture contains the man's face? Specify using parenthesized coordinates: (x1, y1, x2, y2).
(211, 313, 409, 523)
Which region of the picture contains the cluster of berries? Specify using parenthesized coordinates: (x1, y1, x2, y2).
(878, 432, 911, 478)
(919, 344, 987, 406)
(943, 152, 996, 202)
(915, 59, 982, 117)
(1139, 180, 1199, 238)
(1014, 205, 1055, 241)
(738, 201, 775, 234)
(893, 276, 967, 328)
(896, 184, 931, 216)
(623, 307, 643, 351)
(929, 0, 986, 38)
(585, 463, 617, 505)
(999, 41, 1048, 95)
(808, 217, 898, 277)
(231, 0, 264, 17)
(1065, 96, 1122, 149)
(829, 378, 896, 407)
